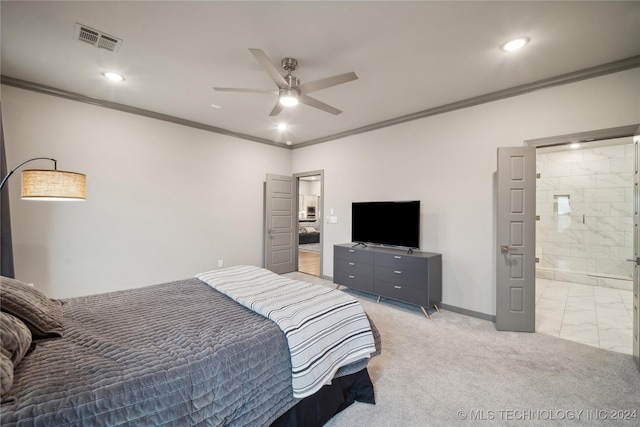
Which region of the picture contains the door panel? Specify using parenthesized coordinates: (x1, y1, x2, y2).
(496, 147, 536, 332)
(265, 174, 295, 274)
(633, 134, 640, 370)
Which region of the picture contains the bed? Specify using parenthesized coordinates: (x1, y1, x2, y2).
(299, 223, 320, 245)
(0, 266, 381, 426)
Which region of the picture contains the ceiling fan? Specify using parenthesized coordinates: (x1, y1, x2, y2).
(213, 48, 358, 116)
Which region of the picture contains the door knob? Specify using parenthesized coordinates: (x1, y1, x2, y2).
(500, 245, 517, 253)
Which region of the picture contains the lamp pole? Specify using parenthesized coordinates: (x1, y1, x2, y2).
(0, 157, 57, 191)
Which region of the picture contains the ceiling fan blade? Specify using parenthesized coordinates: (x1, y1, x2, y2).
(298, 95, 342, 115)
(213, 87, 277, 94)
(298, 72, 358, 95)
(249, 48, 288, 89)
(269, 101, 284, 117)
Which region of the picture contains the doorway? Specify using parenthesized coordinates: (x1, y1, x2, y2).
(534, 137, 634, 355)
(295, 171, 323, 277)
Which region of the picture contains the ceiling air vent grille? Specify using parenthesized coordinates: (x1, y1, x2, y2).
(75, 24, 122, 53)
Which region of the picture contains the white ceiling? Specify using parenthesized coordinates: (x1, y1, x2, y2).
(1, 1, 639, 147)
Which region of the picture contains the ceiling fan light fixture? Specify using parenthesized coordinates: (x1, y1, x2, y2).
(279, 88, 299, 107)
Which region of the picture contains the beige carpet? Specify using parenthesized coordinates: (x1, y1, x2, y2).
(284, 272, 640, 427)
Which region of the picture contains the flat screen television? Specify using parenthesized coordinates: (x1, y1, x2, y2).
(351, 200, 420, 249)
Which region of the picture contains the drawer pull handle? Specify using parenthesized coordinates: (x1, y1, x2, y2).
(349, 262, 355, 266)
(394, 256, 402, 259)
(348, 275, 355, 279)
(394, 285, 402, 289)
(394, 270, 402, 274)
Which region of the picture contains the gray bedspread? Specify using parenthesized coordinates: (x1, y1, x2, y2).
(0, 277, 361, 426)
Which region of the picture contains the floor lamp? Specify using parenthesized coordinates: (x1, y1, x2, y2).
(1, 157, 85, 277)
(0, 157, 86, 200)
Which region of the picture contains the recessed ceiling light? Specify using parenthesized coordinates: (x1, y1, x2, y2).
(501, 37, 529, 52)
(103, 72, 125, 82)
(276, 123, 288, 131)
(569, 142, 581, 149)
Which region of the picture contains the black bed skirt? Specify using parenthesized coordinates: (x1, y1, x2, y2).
(270, 368, 375, 427)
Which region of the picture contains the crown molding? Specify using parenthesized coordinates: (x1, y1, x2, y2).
(294, 56, 640, 149)
(3, 55, 639, 150)
(0, 75, 287, 149)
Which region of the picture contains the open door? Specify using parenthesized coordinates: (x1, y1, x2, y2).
(264, 174, 295, 274)
(496, 147, 536, 332)
(295, 171, 324, 277)
(633, 132, 640, 370)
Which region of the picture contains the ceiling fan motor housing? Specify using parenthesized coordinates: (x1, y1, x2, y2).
(282, 57, 298, 72)
(285, 74, 300, 88)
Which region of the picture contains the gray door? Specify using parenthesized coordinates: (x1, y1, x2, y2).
(633, 134, 640, 370)
(496, 147, 536, 332)
(265, 174, 295, 274)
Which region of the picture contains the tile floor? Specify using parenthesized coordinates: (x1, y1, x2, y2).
(536, 278, 634, 355)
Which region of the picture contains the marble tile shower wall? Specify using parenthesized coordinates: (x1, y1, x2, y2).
(536, 143, 633, 290)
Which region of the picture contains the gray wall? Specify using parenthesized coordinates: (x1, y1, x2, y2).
(291, 68, 640, 317)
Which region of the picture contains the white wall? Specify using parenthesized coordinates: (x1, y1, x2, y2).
(292, 69, 640, 317)
(2, 85, 291, 298)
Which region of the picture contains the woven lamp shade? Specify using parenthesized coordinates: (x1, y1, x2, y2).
(22, 169, 86, 200)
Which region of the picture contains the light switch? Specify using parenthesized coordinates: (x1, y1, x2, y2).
(329, 216, 338, 224)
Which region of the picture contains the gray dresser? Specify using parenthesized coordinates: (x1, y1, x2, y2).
(333, 243, 442, 318)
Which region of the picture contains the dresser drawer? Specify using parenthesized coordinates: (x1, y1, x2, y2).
(374, 279, 428, 306)
(374, 266, 425, 290)
(334, 245, 375, 263)
(335, 259, 374, 278)
(334, 268, 374, 293)
(374, 251, 427, 275)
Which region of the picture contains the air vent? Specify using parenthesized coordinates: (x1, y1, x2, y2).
(75, 24, 122, 53)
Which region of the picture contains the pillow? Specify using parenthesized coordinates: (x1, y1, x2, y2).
(304, 226, 316, 233)
(0, 312, 33, 398)
(0, 276, 64, 339)
(1, 351, 14, 399)
(0, 312, 32, 365)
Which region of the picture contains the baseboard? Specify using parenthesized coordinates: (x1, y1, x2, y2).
(438, 303, 496, 323)
(325, 273, 496, 323)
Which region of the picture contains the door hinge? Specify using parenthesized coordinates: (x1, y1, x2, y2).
(535, 257, 540, 263)
(536, 215, 540, 220)
(536, 173, 541, 178)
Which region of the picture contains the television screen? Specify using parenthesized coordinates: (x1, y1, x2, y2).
(352, 201, 420, 249)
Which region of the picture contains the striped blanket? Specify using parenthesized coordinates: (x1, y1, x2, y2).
(196, 265, 377, 398)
